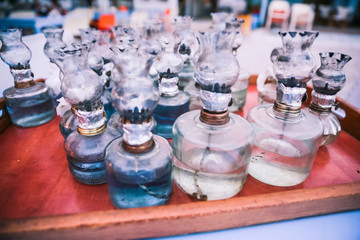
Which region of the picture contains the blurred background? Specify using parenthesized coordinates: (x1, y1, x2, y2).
(0, 0, 359, 108)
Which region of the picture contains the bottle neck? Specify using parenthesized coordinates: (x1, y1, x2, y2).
(199, 108, 230, 125)
(273, 82, 306, 113)
(121, 119, 154, 153)
(309, 90, 335, 113)
(200, 90, 232, 113)
(160, 76, 179, 97)
(11, 67, 35, 89)
(75, 102, 107, 136)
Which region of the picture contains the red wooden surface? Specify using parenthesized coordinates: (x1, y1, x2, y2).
(0, 85, 359, 220)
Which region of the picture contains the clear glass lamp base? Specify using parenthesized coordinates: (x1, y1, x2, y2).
(4, 83, 55, 127)
(105, 135, 173, 208)
(173, 110, 254, 200)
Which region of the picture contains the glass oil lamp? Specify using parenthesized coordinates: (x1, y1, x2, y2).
(42, 27, 77, 138)
(246, 31, 324, 187)
(139, 20, 163, 81)
(107, 26, 145, 135)
(173, 16, 199, 90)
(153, 35, 190, 138)
(54, 43, 120, 185)
(43, 27, 67, 101)
(0, 28, 55, 127)
(105, 64, 173, 209)
(79, 28, 116, 119)
(304, 52, 352, 146)
(172, 29, 254, 201)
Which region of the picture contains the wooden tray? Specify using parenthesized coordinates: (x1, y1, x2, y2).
(1, 77, 359, 239)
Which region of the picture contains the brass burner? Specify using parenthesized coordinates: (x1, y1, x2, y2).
(14, 80, 35, 89)
(309, 102, 331, 113)
(273, 101, 301, 114)
(78, 124, 106, 136)
(199, 108, 230, 125)
(122, 138, 155, 154)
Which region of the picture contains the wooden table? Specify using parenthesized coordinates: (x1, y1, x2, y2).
(0, 80, 359, 239)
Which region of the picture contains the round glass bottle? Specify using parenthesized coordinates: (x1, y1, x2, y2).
(0, 28, 55, 127)
(247, 31, 323, 187)
(305, 52, 352, 146)
(173, 30, 254, 201)
(105, 70, 173, 209)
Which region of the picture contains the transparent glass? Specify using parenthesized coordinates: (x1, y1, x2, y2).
(53, 44, 104, 109)
(138, 21, 162, 80)
(184, 82, 202, 111)
(194, 30, 239, 112)
(105, 70, 173, 209)
(43, 27, 67, 63)
(229, 69, 250, 111)
(107, 27, 150, 136)
(225, 18, 245, 54)
(80, 28, 116, 118)
(173, 110, 254, 200)
(305, 52, 352, 145)
(43, 27, 67, 100)
(105, 135, 173, 208)
(1, 29, 55, 127)
(153, 35, 190, 139)
(211, 12, 234, 31)
(246, 31, 323, 187)
(173, 29, 254, 200)
(247, 105, 323, 187)
(65, 127, 119, 184)
(257, 48, 281, 104)
(3, 83, 55, 127)
(173, 16, 199, 90)
(273, 32, 318, 88)
(306, 107, 341, 146)
(59, 108, 77, 138)
(53, 44, 118, 184)
(154, 92, 190, 138)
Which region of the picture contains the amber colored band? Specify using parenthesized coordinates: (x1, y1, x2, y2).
(309, 102, 331, 113)
(199, 108, 230, 125)
(122, 138, 155, 154)
(77, 124, 106, 136)
(14, 80, 35, 89)
(273, 101, 301, 114)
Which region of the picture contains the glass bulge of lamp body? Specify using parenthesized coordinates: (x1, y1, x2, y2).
(153, 35, 190, 139)
(43, 27, 67, 101)
(79, 28, 116, 119)
(105, 62, 173, 208)
(246, 32, 323, 187)
(107, 26, 157, 135)
(0, 28, 55, 127)
(184, 13, 235, 112)
(172, 30, 254, 201)
(304, 52, 351, 146)
(173, 16, 199, 90)
(54, 44, 120, 185)
(42, 27, 78, 138)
